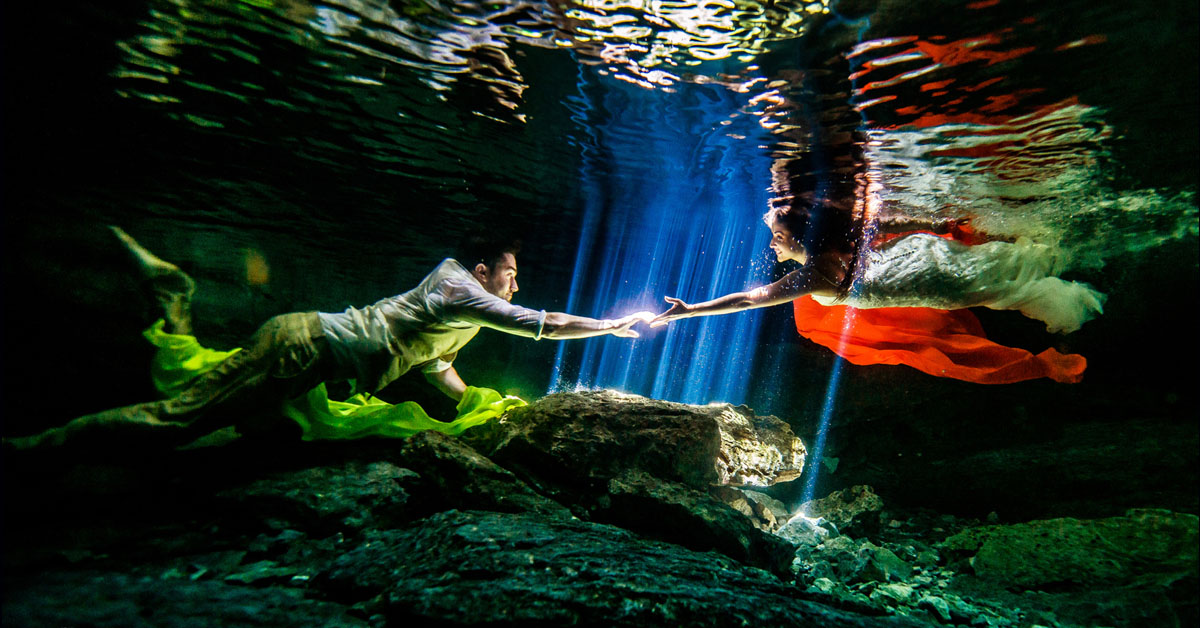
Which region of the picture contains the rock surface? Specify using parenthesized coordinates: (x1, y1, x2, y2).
(3, 391, 1197, 628)
(938, 509, 1199, 589)
(480, 390, 806, 490)
(798, 485, 886, 533)
(5, 572, 368, 628)
(475, 390, 805, 572)
(323, 510, 917, 627)
(0, 392, 840, 627)
(788, 502, 1199, 627)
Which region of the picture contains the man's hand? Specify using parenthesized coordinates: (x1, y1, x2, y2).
(649, 296, 693, 328)
(608, 311, 656, 338)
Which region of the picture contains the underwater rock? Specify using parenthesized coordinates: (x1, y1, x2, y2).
(858, 543, 913, 584)
(743, 488, 792, 526)
(916, 594, 952, 623)
(711, 485, 759, 520)
(212, 432, 567, 536)
(710, 486, 791, 532)
(321, 509, 921, 628)
(789, 505, 1200, 628)
(395, 430, 569, 517)
(481, 390, 805, 491)
(1016, 586, 1192, 627)
(214, 460, 419, 535)
(777, 513, 837, 548)
(869, 582, 914, 607)
(798, 535, 913, 586)
(712, 402, 807, 486)
(798, 485, 885, 534)
(471, 391, 806, 571)
(811, 577, 840, 595)
(3, 571, 366, 627)
(599, 470, 795, 574)
(938, 508, 1200, 589)
(7, 388, 1194, 628)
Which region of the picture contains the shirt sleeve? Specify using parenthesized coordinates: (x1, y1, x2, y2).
(419, 351, 459, 374)
(438, 279, 547, 340)
(420, 358, 454, 374)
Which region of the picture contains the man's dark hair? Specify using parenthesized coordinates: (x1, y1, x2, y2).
(455, 231, 522, 270)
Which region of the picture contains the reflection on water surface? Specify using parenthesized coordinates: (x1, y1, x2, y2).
(2, 0, 1197, 409)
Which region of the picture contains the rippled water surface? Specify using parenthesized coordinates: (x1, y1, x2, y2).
(3, 0, 1197, 412)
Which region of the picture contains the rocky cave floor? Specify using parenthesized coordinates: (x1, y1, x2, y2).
(3, 391, 1197, 627)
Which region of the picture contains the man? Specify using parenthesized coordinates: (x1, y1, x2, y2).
(9, 228, 652, 451)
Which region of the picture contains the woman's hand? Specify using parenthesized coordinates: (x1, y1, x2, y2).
(649, 296, 694, 328)
(609, 311, 656, 338)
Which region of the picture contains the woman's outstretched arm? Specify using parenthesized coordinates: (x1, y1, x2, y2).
(650, 268, 817, 327)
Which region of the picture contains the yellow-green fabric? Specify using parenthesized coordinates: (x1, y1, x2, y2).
(281, 383, 525, 441)
(144, 319, 242, 398)
(142, 319, 524, 440)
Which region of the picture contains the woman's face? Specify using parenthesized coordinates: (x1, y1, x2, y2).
(769, 218, 807, 263)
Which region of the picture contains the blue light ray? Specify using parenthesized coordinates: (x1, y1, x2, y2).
(799, 308, 858, 509)
(794, 10, 875, 508)
(551, 64, 774, 405)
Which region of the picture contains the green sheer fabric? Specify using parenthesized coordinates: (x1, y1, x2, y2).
(143, 319, 524, 440)
(144, 319, 242, 398)
(281, 383, 524, 441)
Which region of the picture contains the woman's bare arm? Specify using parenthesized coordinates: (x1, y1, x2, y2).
(650, 269, 816, 327)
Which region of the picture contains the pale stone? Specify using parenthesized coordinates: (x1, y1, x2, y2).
(798, 485, 885, 531)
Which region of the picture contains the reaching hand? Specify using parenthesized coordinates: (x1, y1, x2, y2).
(649, 296, 693, 328)
(610, 311, 656, 338)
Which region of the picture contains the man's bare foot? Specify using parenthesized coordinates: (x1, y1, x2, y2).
(109, 226, 196, 334)
(109, 226, 187, 280)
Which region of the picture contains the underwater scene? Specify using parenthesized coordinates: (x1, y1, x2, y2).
(2, 0, 1197, 625)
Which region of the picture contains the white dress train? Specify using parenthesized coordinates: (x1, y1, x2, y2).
(811, 233, 1106, 334)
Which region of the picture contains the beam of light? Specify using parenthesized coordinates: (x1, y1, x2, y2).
(798, 307, 856, 511)
(550, 62, 774, 405)
(793, 8, 874, 512)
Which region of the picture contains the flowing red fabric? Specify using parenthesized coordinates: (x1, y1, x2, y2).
(793, 226, 1087, 384)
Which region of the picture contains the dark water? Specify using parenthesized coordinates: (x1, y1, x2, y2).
(2, 0, 1197, 431)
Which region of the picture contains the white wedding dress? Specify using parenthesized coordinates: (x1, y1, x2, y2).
(812, 233, 1106, 334)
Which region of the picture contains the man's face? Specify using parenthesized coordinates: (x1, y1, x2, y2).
(476, 252, 520, 301)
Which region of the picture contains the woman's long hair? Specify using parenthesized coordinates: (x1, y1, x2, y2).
(763, 201, 857, 264)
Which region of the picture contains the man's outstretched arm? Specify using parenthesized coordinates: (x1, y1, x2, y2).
(540, 311, 654, 339)
(425, 365, 467, 401)
(444, 279, 653, 340)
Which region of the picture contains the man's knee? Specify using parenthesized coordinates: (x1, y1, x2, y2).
(253, 312, 327, 380)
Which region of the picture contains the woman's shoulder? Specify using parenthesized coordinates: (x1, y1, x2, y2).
(807, 252, 854, 295)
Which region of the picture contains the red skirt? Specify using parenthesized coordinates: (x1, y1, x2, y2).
(792, 295, 1085, 384)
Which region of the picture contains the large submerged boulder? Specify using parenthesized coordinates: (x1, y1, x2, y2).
(480, 390, 806, 490)
(476, 390, 806, 572)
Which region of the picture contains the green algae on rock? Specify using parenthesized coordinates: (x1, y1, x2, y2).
(938, 508, 1199, 589)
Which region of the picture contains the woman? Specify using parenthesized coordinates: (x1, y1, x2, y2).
(650, 206, 1106, 384)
